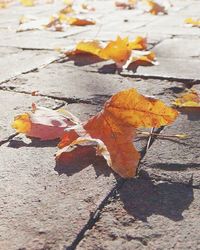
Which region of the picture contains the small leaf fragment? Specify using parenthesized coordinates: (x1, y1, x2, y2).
(115, 0, 137, 9)
(144, 0, 167, 15)
(173, 89, 200, 107)
(184, 18, 200, 28)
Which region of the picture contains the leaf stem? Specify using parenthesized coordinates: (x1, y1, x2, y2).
(137, 130, 189, 139)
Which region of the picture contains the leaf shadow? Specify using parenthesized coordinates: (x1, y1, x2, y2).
(178, 108, 200, 121)
(98, 63, 119, 74)
(54, 146, 113, 178)
(98, 61, 155, 74)
(7, 138, 59, 148)
(62, 54, 104, 67)
(118, 178, 194, 222)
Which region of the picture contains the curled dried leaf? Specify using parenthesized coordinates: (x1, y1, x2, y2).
(12, 104, 80, 140)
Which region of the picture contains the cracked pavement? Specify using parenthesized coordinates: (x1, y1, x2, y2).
(0, 0, 200, 249)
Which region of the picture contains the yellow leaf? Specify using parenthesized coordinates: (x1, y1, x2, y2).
(12, 113, 31, 134)
(19, 0, 35, 7)
(145, 0, 167, 15)
(128, 36, 147, 50)
(185, 18, 200, 28)
(173, 89, 200, 107)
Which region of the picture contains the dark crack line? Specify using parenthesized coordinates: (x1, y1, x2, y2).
(0, 45, 54, 51)
(65, 178, 126, 250)
(0, 56, 64, 86)
(66, 125, 200, 249)
(65, 130, 155, 250)
(0, 86, 100, 105)
(58, 63, 199, 86)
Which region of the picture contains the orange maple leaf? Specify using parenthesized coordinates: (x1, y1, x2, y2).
(66, 17, 95, 26)
(115, 0, 137, 9)
(57, 89, 178, 178)
(173, 89, 200, 107)
(65, 36, 154, 68)
(144, 0, 167, 15)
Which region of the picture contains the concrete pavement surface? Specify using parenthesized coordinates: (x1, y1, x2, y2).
(0, 0, 200, 249)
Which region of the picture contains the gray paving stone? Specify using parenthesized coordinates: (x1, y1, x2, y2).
(77, 179, 199, 250)
(1, 61, 186, 104)
(0, 0, 199, 248)
(61, 55, 200, 81)
(139, 108, 200, 187)
(128, 57, 200, 80)
(153, 38, 200, 59)
(0, 49, 58, 83)
(178, 2, 200, 16)
(0, 30, 78, 50)
(0, 141, 116, 250)
(0, 90, 64, 141)
(135, 21, 200, 37)
(0, 98, 148, 250)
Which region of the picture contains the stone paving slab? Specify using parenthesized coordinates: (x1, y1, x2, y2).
(130, 57, 200, 81)
(0, 30, 79, 50)
(0, 99, 150, 250)
(0, 0, 200, 249)
(0, 139, 116, 250)
(153, 38, 200, 59)
(139, 95, 200, 187)
(77, 178, 199, 250)
(0, 49, 58, 83)
(1, 61, 186, 104)
(60, 54, 200, 81)
(0, 90, 64, 141)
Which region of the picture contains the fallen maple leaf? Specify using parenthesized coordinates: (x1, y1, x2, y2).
(184, 18, 200, 28)
(12, 104, 80, 140)
(45, 13, 95, 30)
(115, 0, 137, 9)
(144, 0, 167, 15)
(65, 16, 95, 26)
(173, 89, 200, 107)
(57, 88, 178, 178)
(65, 36, 155, 68)
(130, 50, 158, 66)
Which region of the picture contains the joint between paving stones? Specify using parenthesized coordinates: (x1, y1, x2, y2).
(65, 178, 126, 250)
(65, 131, 160, 250)
(0, 87, 95, 105)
